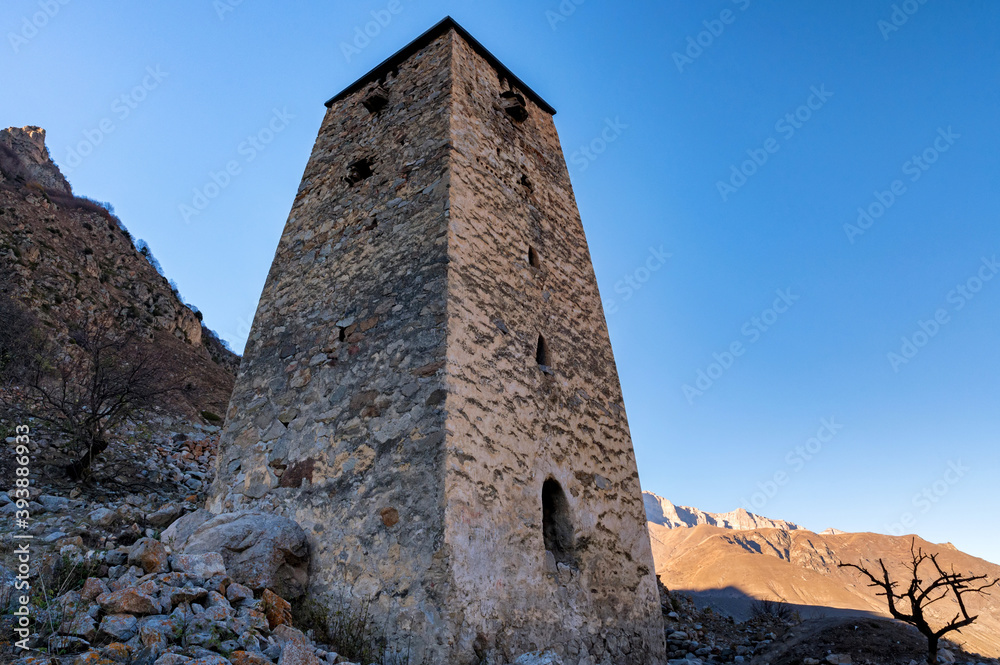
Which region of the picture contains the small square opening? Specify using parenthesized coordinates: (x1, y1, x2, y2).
(501, 91, 528, 123)
(345, 158, 374, 185)
(362, 86, 390, 114)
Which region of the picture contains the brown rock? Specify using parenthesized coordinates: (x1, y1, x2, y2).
(165, 585, 208, 607)
(261, 589, 292, 630)
(228, 652, 274, 665)
(270, 624, 308, 645)
(96, 588, 159, 615)
(129, 538, 170, 574)
(79, 578, 109, 602)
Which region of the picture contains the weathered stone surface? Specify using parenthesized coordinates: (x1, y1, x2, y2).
(228, 651, 273, 665)
(270, 624, 308, 645)
(100, 613, 139, 641)
(512, 652, 563, 665)
(148, 504, 185, 528)
(80, 577, 110, 602)
(206, 18, 664, 665)
(71, 651, 118, 665)
(48, 635, 90, 653)
(276, 643, 320, 665)
(261, 589, 292, 630)
(97, 589, 159, 615)
(62, 614, 99, 642)
(152, 655, 192, 665)
(186, 657, 229, 665)
(163, 511, 308, 598)
(226, 582, 254, 603)
(170, 552, 227, 579)
(161, 509, 213, 549)
(166, 585, 209, 607)
(129, 538, 170, 574)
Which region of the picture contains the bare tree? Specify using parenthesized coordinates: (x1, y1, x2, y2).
(0, 284, 43, 381)
(2, 311, 182, 480)
(839, 539, 999, 664)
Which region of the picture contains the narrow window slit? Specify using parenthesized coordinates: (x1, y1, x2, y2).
(536, 335, 549, 367)
(528, 246, 540, 268)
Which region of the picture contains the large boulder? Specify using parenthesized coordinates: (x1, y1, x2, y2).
(163, 510, 309, 599)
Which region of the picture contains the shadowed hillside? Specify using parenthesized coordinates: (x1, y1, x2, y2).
(645, 495, 1000, 658)
(0, 126, 237, 419)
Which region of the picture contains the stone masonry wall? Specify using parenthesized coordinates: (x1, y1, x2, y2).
(210, 25, 665, 665)
(440, 35, 666, 665)
(208, 33, 456, 662)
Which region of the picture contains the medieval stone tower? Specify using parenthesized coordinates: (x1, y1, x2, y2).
(209, 17, 665, 665)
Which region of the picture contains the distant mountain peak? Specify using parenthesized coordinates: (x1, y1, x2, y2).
(643, 491, 801, 531)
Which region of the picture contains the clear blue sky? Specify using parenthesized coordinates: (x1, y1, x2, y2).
(2, 1, 998, 564)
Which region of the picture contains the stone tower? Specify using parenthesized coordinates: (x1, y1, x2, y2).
(210, 18, 665, 665)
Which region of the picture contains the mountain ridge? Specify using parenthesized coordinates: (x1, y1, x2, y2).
(643, 490, 803, 531)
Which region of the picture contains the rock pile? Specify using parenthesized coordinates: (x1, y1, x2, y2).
(658, 585, 789, 664)
(7, 536, 348, 665)
(0, 417, 221, 560)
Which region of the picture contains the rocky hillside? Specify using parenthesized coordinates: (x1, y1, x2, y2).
(647, 516, 1000, 659)
(644, 492, 802, 531)
(0, 126, 238, 417)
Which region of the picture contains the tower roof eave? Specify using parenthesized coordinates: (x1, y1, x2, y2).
(324, 16, 557, 115)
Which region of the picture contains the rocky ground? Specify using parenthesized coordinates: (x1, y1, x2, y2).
(0, 415, 411, 665)
(2, 414, 998, 665)
(657, 587, 999, 665)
